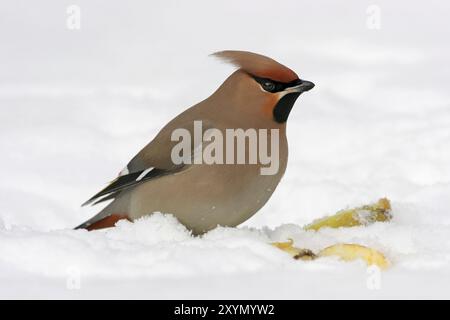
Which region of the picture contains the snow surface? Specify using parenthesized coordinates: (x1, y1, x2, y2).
(1, 0, 450, 299)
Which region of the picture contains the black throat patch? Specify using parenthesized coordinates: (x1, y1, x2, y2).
(273, 92, 301, 123)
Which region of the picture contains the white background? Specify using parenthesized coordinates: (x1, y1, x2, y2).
(1, 0, 450, 298)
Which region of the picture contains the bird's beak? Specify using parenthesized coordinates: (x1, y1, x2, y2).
(285, 79, 315, 94)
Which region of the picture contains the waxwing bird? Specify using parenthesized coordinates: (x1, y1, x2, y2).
(77, 50, 314, 235)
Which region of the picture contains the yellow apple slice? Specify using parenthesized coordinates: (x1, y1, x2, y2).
(272, 241, 389, 269)
(318, 243, 389, 269)
(271, 239, 316, 260)
(304, 198, 392, 231)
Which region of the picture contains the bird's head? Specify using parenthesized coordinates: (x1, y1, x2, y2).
(211, 50, 314, 126)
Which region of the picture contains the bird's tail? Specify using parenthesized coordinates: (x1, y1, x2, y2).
(75, 196, 130, 231)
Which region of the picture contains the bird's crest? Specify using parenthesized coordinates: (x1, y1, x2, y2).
(211, 50, 298, 83)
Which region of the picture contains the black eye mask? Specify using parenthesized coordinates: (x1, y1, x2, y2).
(251, 75, 302, 123)
(252, 76, 302, 93)
(250, 74, 313, 123)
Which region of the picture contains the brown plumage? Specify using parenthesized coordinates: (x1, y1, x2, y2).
(211, 51, 299, 82)
(77, 50, 314, 235)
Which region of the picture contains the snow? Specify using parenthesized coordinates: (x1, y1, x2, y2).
(3, 214, 450, 299)
(1, 0, 450, 298)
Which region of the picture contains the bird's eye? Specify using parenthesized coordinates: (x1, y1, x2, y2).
(262, 81, 276, 92)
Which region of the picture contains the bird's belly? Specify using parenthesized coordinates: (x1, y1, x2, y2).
(128, 162, 286, 235)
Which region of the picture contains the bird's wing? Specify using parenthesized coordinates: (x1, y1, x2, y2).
(81, 167, 179, 206)
(82, 117, 215, 207)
